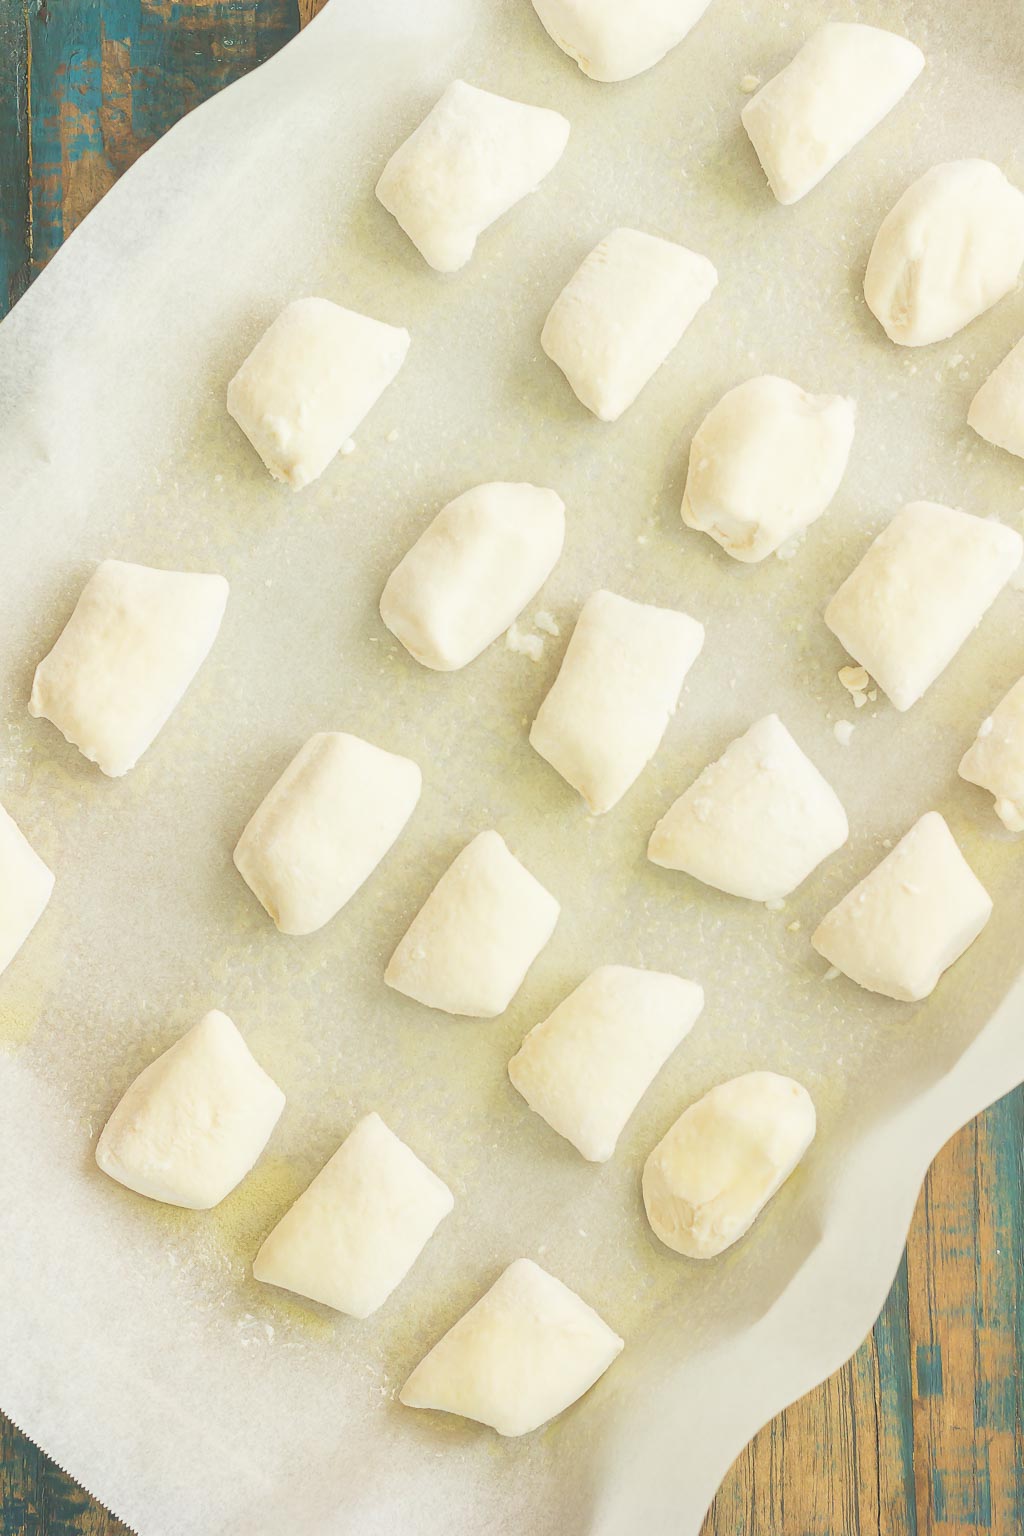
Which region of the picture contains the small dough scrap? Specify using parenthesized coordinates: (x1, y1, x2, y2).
(742, 23, 924, 205)
(647, 715, 848, 900)
(508, 966, 704, 1162)
(95, 1010, 285, 1209)
(385, 830, 559, 1018)
(824, 501, 1022, 712)
(400, 1258, 623, 1435)
(0, 802, 54, 980)
(541, 229, 718, 421)
(681, 376, 856, 562)
(531, 0, 713, 82)
(968, 334, 1024, 460)
(530, 589, 705, 814)
(233, 732, 422, 935)
(811, 812, 992, 1001)
(959, 675, 1024, 832)
(643, 1072, 815, 1258)
(375, 80, 570, 273)
(380, 483, 565, 671)
(864, 160, 1024, 346)
(227, 297, 409, 490)
(253, 1112, 452, 1318)
(29, 560, 229, 778)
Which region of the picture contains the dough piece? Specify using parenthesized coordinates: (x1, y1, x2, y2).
(648, 715, 848, 900)
(643, 1072, 815, 1259)
(959, 676, 1024, 831)
(379, 483, 565, 671)
(385, 831, 559, 1018)
(375, 81, 570, 273)
(968, 334, 1024, 460)
(824, 502, 1022, 712)
(29, 560, 229, 778)
(508, 966, 704, 1162)
(253, 1113, 452, 1318)
(680, 376, 856, 562)
(233, 733, 422, 935)
(541, 229, 718, 421)
(741, 23, 924, 205)
(811, 812, 992, 1001)
(864, 160, 1024, 346)
(530, 0, 713, 82)
(95, 1011, 285, 1209)
(227, 297, 409, 490)
(400, 1258, 623, 1435)
(530, 590, 705, 813)
(0, 802, 54, 980)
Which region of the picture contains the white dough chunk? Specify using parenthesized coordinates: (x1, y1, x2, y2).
(647, 715, 848, 900)
(253, 1112, 452, 1318)
(824, 502, 1022, 712)
(95, 1010, 285, 1209)
(959, 676, 1024, 831)
(385, 830, 559, 1018)
(968, 334, 1024, 460)
(375, 81, 570, 273)
(508, 966, 703, 1162)
(643, 1072, 815, 1259)
(29, 560, 229, 778)
(379, 483, 565, 671)
(541, 229, 718, 421)
(233, 733, 422, 935)
(741, 23, 924, 205)
(681, 375, 856, 562)
(0, 802, 54, 980)
(530, 589, 705, 814)
(400, 1258, 623, 1435)
(864, 160, 1024, 346)
(811, 812, 992, 1001)
(227, 297, 409, 490)
(531, 0, 713, 82)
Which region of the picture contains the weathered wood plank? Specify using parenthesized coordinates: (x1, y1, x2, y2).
(0, 4, 31, 309)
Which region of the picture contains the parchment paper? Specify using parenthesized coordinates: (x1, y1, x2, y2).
(3, 1, 1024, 1531)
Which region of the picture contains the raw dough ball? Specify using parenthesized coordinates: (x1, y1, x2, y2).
(508, 965, 703, 1162)
(959, 676, 1024, 831)
(0, 802, 54, 980)
(643, 1072, 815, 1259)
(95, 1010, 285, 1209)
(530, 0, 713, 82)
(379, 483, 565, 671)
(824, 501, 1022, 712)
(864, 160, 1024, 346)
(811, 812, 992, 1001)
(385, 830, 559, 1018)
(399, 1258, 623, 1435)
(680, 375, 856, 562)
(541, 228, 717, 421)
(530, 589, 705, 814)
(648, 714, 848, 900)
(227, 297, 409, 490)
(253, 1112, 452, 1318)
(968, 334, 1024, 460)
(233, 732, 422, 935)
(742, 23, 924, 205)
(29, 559, 228, 778)
(375, 80, 570, 273)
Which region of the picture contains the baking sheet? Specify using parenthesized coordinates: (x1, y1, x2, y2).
(3, 0, 1024, 1530)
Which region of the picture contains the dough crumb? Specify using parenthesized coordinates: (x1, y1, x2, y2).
(341, 439, 357, 456)
(823, 965, 841, 981)
(787, 919, 801, 932)
(740, 73, 760, 92)
(838, 664, 870, 693)
(764, 897, 786, 912)
(834, 719, 855, 746)
(506, 622, 545, 662)
(386, 428, 400, 443)
(775, 531, 806, 561)
(534, 610, 560, 637)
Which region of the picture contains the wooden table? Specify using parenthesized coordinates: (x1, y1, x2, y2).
(1, 4, 1021, 1532)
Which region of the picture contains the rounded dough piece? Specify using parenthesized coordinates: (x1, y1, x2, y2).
(0, 801, 54, 981)
(959, 675, 1024, 831)
(968, 334, 1024, 460)
(530, 0, 713, 83)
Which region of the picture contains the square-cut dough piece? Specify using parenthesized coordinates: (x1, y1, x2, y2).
(531, 0, 713, 82)
(508, 966, 704, 1162)
(811, 813, 992, 1002)
(29, 559, 229, 777)
(968, 335, 1024, 460)
(227, 297, 409, 490)
(824, 502, 1023, 712)
(385, 830, 559, 1018)
(541, 229, 718, 421)
(530, 589, 705, 814)
(253, 1113, 453, 1318)
(376, 80, 570, 274)
(0, 802, 54, 980)
(379, 483, 565, 671)
(400, 1258, 623, 1436)
(959, 676, 1024, 832)
(742, 23, 924, 205)
(233, 732, 422, 935)
(95, 1010, 285, 1209)
(648, 715, 848, 900)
